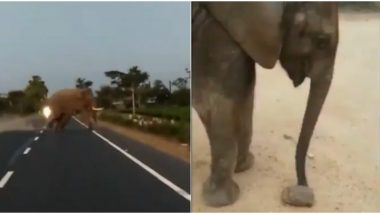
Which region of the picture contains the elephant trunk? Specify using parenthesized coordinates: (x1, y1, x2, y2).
(295, 69, 332, 186)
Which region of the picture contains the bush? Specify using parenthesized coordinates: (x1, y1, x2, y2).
(170, 89, 190, 106)
(100, 111, 190, 144)
(120, 105, 190, 122)
(339, 2, 380, 12)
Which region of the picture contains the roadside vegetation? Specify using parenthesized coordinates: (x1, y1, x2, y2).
(94, 66, 190, 144)
(338, 2, 380, 12)
(0, 66, 190, 144)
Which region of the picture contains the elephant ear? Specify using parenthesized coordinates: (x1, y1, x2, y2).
(205, 2, 284, 69)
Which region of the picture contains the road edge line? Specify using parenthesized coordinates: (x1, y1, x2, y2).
(73, 117, 191, 201)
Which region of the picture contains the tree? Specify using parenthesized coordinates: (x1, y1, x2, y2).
(151, 80, 171, 104)
(0, 97, 9, 113)
(76, 78, 93, 89)
(172, 77, 188, 90)
(169, 68, 191, 106)
(95, 86, 114, 109)
(8, 90, 26, 113)
(105, 66, 149, 115)
(171, 88, 190, 106)
(24, 75, 48, 112)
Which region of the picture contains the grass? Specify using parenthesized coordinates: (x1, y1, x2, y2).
(99, 109, 190, 144)
(120, 105, 190, 122)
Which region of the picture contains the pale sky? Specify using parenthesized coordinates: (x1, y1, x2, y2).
(0, 2, 190, 94)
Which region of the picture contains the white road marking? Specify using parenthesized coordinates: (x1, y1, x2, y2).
(34, 136, 39, 141)
(73, 117, 191, 201)
(92, 130, 128, 152)
(0, 171, 14, 188)
(23, 147, 31, 155)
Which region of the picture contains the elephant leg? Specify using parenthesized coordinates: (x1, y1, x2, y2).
(47, 113, 63, 130)
(57, 114, 71, 130)
(235, 72, 255, 173)
(192, 5, 255, 207)
(282, 72, 333, 207)
(81, 110, 94, 130)
(194, 94, 240, 208)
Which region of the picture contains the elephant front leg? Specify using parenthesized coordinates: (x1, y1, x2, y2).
(81, 111, 94, 130)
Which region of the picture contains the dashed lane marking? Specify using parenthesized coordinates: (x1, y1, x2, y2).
(23, 147, 31, 155)
(0, 171, 14, 188)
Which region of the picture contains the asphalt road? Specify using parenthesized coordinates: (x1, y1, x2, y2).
(0, 118, 190, 212)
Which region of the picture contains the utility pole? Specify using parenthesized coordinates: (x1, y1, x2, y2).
(131, 87, 135, 116)
(169, 81, 172, 93)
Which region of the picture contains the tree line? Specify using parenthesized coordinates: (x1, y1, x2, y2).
(0, 75, 48, 114)
(0, 66, 190, 114)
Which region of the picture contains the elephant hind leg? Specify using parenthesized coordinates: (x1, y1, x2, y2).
(47, 113, 63, 130)
(235, 70, 255, 173)
(57, 114, 71, 130)
(194, 93, 240, 207)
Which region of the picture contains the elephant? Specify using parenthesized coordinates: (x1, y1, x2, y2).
(192, 2, 339, 207)
(42, 88, 103, 131)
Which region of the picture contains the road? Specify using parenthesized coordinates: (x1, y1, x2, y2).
(0, 117, 190, 212)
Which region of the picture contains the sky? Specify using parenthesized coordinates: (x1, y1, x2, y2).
(0, 2, 190, 94)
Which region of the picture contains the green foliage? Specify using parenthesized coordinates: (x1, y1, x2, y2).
(172, 77, 188, 90)
(100, 66, 190, 108)
(24, 75, 48, 112)
(100, 111, 190, 144)
(170, 88, 190, 106)
(95, 86, 114, 108)
(2, 75, 48, 115)
(120, 106, 190, 122)
(338, 2, 380, 11)
(105, 66, 149, 89)
(150, 80, 171, 104)
(0, 97, 9, 113)
(104, 66, 150, 108)
(7, 90, 26, 113)
(76, 78, 93, 89)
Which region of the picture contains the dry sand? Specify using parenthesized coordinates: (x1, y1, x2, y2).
(191, 12, 380, 212)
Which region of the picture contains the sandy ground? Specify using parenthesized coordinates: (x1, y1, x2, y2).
(191, 12, 380, 212)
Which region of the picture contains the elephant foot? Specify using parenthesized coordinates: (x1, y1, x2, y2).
(235, 152, 254, 173)
(202, 177, 240, 207)
(281, 185, 315, 207)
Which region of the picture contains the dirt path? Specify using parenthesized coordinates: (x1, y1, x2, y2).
(191, 12, 380, 212)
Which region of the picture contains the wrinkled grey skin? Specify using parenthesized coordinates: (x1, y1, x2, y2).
(192, 2, 338, 207)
